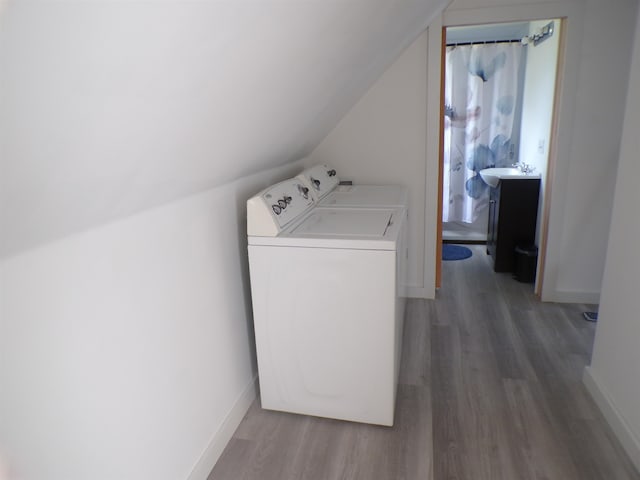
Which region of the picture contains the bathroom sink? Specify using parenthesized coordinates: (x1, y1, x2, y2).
(479, 168, 540, 188)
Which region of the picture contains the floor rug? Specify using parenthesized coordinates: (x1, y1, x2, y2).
(442, 244, 473, 261)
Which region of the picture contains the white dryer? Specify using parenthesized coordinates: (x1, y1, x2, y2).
(297, 164, 409, 297)
(296, 164, 409, 208)
(247, 178, 406, 426)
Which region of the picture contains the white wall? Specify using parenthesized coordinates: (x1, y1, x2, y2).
(305, 31, 429, 295)
(518, 19, 561, 247)
(0, 162, 302, 480)
(548, 1, 636, 302)
(584, 6, 640, 470)
(308, 0, 636, 300)
(519, 19, 561, 176)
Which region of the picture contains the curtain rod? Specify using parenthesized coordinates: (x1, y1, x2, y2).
(446, 39, 522, 47)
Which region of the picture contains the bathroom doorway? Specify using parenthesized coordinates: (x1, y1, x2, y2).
(437, 19, 562, 292)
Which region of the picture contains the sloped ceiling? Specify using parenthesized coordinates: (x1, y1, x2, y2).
(0, 0, 448, 258)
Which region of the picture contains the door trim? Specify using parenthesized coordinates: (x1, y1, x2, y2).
(435, 26, 446, 289)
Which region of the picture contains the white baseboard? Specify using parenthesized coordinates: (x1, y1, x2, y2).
(407, 286, 434, 299)
(583, 366, 640, 473)
(188, 375, 258, 480)
(542, 290, 600, 304)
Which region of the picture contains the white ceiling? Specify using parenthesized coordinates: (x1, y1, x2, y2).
(0, 0, 448, 258)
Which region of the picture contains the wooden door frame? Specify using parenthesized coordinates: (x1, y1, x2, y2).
(435, 26, 446, 289)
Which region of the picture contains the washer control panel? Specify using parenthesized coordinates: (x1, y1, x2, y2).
(296, 164, 340, 201)
(247, 178, 315, 236)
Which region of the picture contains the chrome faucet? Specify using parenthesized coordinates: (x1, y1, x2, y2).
(512, 162, 536, 174)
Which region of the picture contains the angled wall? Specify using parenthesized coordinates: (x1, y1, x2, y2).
(0, 0, 447, 259)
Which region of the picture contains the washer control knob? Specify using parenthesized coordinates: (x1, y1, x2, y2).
(277, 199, 287, 209)
(297, 185, 309, 199)
(272, 204, 282, 215)
(327, 169, 337, 177)
(284, 195, 292, 204)
(311, 177, 321, 190)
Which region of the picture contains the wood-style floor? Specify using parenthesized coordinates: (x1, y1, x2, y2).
(209, 245, 639, 480)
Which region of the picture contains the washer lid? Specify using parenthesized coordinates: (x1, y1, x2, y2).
(320, 185, 408, 208)
(291, 208, 393, 237)
(248, 207, 405, 250)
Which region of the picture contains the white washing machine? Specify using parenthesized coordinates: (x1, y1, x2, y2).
(247, 178, 406, 426)
(296, 164, 409, 208)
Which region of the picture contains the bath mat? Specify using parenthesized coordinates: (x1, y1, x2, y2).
(442, 244, 472, 261)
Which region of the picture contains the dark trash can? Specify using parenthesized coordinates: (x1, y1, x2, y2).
(514, 245, 538, 283)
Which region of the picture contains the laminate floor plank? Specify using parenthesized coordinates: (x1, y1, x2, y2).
(502, 378, 583, 480)
(349, 384, 432, 480)
(209, 244, 638, 480)
(399, 299, 431, 387)
(431, 324, 470, 480)
(510, 308, 554, 349)
(207, 439, 256, 480)
(236, 409, 310, 480)
(458, 351, 526, 480)
(285, 417, 358, 480)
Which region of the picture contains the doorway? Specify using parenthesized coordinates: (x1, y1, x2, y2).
(436, 19, 562, 293)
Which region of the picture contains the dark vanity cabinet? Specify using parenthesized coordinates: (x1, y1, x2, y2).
(486, 178, 540, 272)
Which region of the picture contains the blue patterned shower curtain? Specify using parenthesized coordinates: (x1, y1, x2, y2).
(443, 43, 524, 223)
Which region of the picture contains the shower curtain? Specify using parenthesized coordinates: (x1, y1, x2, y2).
(443, 43, 524, 223)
